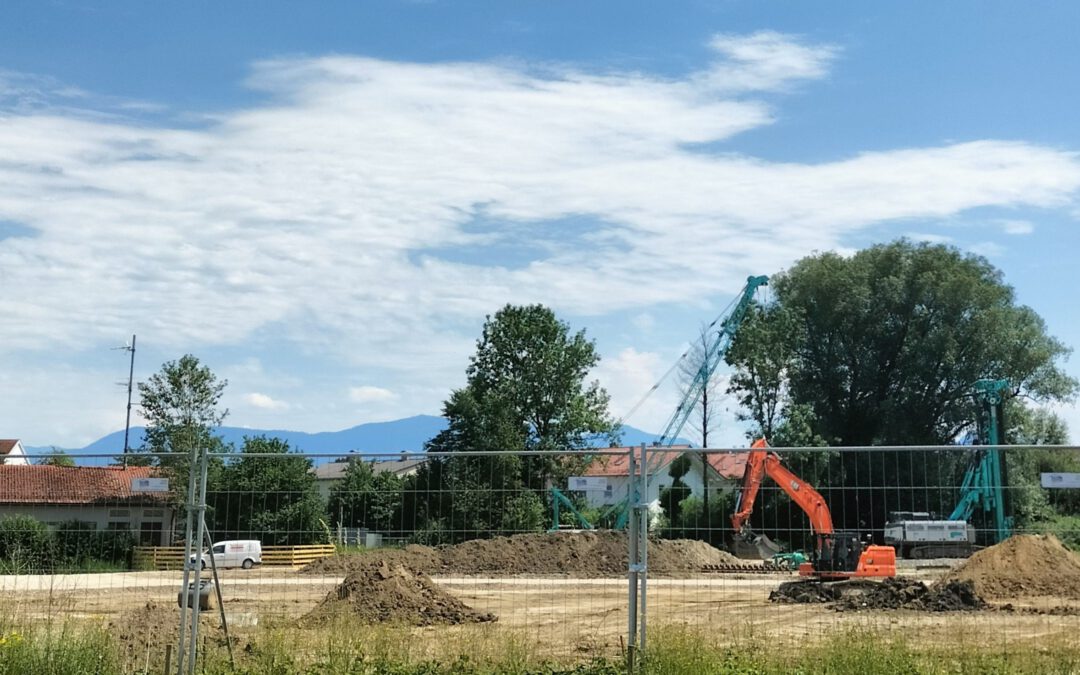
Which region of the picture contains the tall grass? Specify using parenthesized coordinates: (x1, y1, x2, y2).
(1, 614, 1079, 674)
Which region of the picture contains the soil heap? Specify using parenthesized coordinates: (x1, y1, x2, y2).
(938, 534, 1080, 600)
(301, 559, 496, 626)
(304, 531, 740, 577)
(110, 601, 234, 662)
(769, 578, 985, 612)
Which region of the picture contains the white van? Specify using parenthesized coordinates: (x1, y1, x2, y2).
(189, 540, 262, 570)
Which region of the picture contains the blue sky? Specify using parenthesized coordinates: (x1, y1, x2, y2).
(3, 2, 1080, 448)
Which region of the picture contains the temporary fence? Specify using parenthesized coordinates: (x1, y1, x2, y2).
(0, 444, 1078, 673)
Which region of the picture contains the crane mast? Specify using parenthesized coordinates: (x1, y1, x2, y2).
(653, 275, 768, 450)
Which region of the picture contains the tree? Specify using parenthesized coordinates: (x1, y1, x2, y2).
(328, 460, 404, 535)
(659, 455, 692, 537)
(726, 240, 1077, 535)
(729, 241, 1075, 447)
(136, 354, 228, 468)
(415, 304, 619, 540)
(37, 448, 75, 467)
(210, 436, 326, 545)
(677, 326, 723, 527)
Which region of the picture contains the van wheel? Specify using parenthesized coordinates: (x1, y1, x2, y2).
(242, 558, 254, 570)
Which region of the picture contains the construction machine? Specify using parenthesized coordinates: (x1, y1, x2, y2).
(727, 439, 896, 579)
(884, 378, 1011, 558)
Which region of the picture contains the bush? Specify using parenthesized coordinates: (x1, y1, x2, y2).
(0, 516, 55, 573)
(54, 521, 134, 569)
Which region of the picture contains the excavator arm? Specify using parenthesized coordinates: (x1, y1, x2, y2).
(731, 439, 895, 579)
(731, 439, 834, 537)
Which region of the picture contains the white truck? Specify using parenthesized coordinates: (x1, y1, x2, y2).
(884, 511, 979, 559)
(189, 540, 262, 570)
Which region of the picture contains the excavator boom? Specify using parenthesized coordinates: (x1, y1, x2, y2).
(731, 439, 895, 579)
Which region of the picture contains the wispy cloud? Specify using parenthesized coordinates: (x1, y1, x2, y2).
(970, 241, 1007, 257)
(243, 392, 289, 410)
(1, 33, 1079, 444)
(999, 219, 1035, 235)
(349, 386, 398, 404)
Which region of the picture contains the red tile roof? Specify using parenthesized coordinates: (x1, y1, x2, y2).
(705, 452, 748, 480)
(583, 447, 748, 480)
(0, 440, 19, 456)
(0, 466, 168, 505)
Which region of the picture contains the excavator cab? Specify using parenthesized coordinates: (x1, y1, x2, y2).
(801, 531, 896, 579)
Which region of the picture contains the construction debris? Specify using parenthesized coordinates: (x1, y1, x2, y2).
(301, 559, 496, 626)
(304, 531, 740, 577)
(938, 533, 1080, 600)
(769, 577, 985, 612)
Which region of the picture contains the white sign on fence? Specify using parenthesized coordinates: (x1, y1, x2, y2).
(1041, 473, 1080, 489)
(567, 476, 608, 491)
(131, 478, 170, 492)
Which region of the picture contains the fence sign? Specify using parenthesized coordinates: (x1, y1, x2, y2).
(568, 476, 607, 491)
(131, 477, 170, 492)
(1041, 472, 1080, 488)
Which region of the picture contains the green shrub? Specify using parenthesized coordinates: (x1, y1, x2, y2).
(54, 521, 134, 570)
(0, 516, 55, 573)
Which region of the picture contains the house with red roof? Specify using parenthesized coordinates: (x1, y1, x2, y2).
(0, 465, 173, 545)
(578, 446, 748, 509)
(0, 440, 29, 466)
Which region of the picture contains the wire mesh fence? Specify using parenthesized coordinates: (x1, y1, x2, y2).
(0, 443, 1077, 672)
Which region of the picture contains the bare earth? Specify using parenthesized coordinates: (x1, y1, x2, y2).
(7, 563, 1079, 658)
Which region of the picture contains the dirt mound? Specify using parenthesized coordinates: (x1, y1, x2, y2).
(304, 531, 740, 577)
(770, 578, 985, 612)
(110, 601, 235, 661)
(302, 559, 496, 626)
(938, 534, 1080, 600)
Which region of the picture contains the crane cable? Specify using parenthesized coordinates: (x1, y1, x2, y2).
(615, 289, 743, 427)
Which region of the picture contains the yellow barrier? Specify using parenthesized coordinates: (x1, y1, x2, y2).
(133, 544, 336, 570)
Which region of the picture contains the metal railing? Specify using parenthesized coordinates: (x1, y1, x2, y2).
(0, 443, 1077, 672)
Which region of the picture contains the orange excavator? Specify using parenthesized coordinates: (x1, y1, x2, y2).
(731, 439, 895, 579)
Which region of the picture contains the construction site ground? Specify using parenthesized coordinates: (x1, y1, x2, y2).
(5, 557, 1079, 659)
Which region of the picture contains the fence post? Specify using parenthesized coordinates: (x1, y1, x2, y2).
(638, 442, 648, 656)
(186, 444, 210, 675)
(175, 438, 201, 675)
(626, 447, 639, 671)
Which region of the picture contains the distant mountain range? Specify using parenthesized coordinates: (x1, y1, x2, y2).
(25, 415, 683, 463)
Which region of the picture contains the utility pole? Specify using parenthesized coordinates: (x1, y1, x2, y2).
(119, 335, 136, 467)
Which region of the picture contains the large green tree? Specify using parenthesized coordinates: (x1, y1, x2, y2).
(726, 240, 1077, 539)
(209, 436, 326, 545)
(731, 241, 1075, 446)
(135, 354, 229, 468)
(411, 304, 618, 541)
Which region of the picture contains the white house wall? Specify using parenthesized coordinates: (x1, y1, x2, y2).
(0, 504, 172, 544)
(581, 459, 736, 509)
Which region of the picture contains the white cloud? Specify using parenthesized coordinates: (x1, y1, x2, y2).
(906, 232, 954, 244)
(349, 386, 398, 404)
(243, 392, 289, 410)
(703, 31, 839, 92)
(999, 219, 1035, 235)
(970, 241, 1007, 257)
(2, 33, 1080, 444)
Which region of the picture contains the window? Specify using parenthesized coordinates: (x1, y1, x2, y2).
(106, 522, 130, 531)
(139, 521, 163, 546)
(143, 509, 164, 518)
(108, 509, 130, 518)
(212, 544, 225, 554)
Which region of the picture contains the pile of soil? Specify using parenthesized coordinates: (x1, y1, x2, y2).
(110, 601, 235, 662)
(301, 559, 496, 626)
(938, 534, 1080, 600)
(769, 578, 985, 612)
(304, 531, 740, 577)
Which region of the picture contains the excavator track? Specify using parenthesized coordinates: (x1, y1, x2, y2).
(701, 562, 791, 574)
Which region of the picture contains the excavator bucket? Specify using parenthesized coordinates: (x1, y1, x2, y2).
(732, 533, 782, 560)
